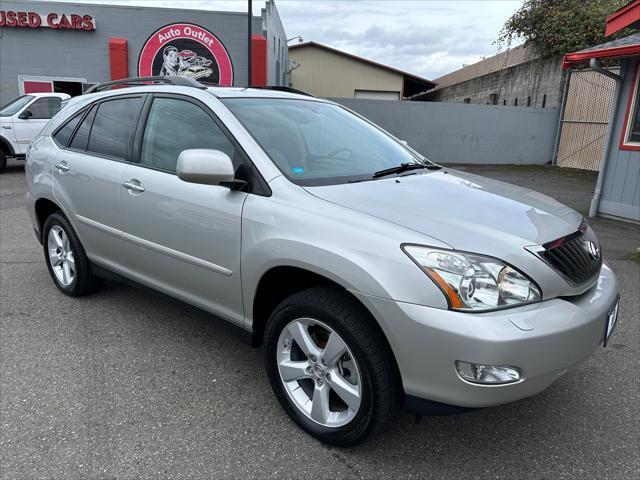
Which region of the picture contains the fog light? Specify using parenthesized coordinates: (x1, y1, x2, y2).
(455, 361, 521, 385)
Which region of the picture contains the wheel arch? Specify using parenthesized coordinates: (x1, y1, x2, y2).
(0, 135, 15, 157)
(250, 265, 402, 381)
(34, 197, 63, 242)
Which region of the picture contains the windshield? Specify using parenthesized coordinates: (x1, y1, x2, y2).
(0, 95, 34, 117)
(222, 98, 429, 186)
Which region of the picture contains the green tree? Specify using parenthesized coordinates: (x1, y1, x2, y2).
(498, 0, 630, 56)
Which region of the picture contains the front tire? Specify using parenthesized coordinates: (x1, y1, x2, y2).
(42, 212, 103, 296)
(0, 151, 6, 172)
(264, 286, 401, 446)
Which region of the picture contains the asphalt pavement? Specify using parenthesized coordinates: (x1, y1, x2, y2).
(1, 161, 638, 479)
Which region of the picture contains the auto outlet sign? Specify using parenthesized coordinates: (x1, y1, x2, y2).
(138, 23, 234, 86)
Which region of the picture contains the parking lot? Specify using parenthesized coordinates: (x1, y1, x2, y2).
(1, 161, 638, 479)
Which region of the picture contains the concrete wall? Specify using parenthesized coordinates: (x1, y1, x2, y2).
(597, 59, 640, 221)
(433, 44, 539, 89)
(419, 56, 565, 109)
(290, 44, 403, 98)
(330, 98, 560, 165)
(261, 0, 288, 86)
(0, 0, 287, 104)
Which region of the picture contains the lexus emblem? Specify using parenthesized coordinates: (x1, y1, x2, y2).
(583, 240, 600, 259)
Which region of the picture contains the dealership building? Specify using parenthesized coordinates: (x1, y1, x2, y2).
(0, 0, 288, 105)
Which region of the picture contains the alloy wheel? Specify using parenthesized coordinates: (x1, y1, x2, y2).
(47, 225, 75, 286)
(277, 318, 362, 428)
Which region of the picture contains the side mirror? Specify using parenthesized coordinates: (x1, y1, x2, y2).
(177, 149, 236, 186)
(18, 109, 33, 120)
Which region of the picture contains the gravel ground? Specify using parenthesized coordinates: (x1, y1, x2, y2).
(1, 161, 638, 479)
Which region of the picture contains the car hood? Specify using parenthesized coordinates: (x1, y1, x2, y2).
(304, 169, 582, 254)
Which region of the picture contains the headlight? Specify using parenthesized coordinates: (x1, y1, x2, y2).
(402, 245, 541, 311)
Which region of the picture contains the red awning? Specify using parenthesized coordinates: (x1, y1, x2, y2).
(605, 0, 640, 36)
(562, 33, 640, 69)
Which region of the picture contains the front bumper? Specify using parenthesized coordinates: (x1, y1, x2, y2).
(353, 263, 619, 409)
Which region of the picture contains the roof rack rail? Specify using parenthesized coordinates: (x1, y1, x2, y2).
(252, 86, 315, 97)
(84, 76, 207, 94)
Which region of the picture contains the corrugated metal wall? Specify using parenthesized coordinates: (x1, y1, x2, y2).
(598, 59, 640, 221)
(289, 45, 403, 98)
(0, 0, 288, 104)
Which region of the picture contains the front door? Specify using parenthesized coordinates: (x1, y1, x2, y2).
(120, 95, 247, 325)
(13, 96, 63, 153)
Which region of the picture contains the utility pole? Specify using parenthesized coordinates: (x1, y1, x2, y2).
(247, 0, 252, 86)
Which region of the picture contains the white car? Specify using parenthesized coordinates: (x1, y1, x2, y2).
(183, 66, 214, 80)
(0, 92, 70, 172)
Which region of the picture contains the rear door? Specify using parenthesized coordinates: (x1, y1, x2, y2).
(52, 95, 145, 274)
(119, 94, 247, 324)
(13, 96, 63, 153)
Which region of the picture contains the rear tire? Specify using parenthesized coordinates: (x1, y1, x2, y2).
(42, 212, 103, 296)
(264, 286, 401, 446)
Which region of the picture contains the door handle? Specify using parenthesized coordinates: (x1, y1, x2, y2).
(54, 162, 70, 173)
(122, 180, 145, 193)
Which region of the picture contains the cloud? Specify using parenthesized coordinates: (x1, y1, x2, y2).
(277, 1, 524, 79)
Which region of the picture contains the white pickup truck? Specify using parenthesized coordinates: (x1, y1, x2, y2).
(0, 93, 70, 172)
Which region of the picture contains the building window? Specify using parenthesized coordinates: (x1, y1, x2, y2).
(489, 93, 499, 105)
(620, 61, 640, 150)
(514, 98, 518, 106)
(542, 94, 547, 108)
(463, 98, 471, 104)
(503, 99, 507, 106)
(527, 96, 531, 107)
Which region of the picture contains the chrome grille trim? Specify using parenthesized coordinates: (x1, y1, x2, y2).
(527, 231, 602, 287)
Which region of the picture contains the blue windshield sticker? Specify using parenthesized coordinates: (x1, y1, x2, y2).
(292, 167, 305, 174)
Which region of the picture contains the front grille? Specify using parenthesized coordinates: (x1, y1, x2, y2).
(541, 232, 602, 286)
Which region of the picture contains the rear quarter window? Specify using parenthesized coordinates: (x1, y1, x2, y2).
(69, 106, 97, 151)
(53, 110, 85, 147)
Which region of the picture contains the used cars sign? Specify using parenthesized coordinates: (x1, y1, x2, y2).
(0, 10, 96, 30)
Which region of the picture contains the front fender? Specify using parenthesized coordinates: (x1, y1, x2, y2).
(241, 178, 450, 332)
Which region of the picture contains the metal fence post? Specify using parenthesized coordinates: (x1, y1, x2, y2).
(552, 68, 572, 165)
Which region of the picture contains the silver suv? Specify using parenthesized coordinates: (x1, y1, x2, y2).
(25, 77, 620, 446)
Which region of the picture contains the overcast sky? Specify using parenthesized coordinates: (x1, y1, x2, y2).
(37, 0, 524, 80)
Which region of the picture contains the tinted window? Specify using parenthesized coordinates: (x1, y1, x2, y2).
(53, 110, 84, 147)
(28, 97, 62, 119)
(87, 97, 143, 160)
(69, 106, 97, 151)
(140, 98, 235, 172)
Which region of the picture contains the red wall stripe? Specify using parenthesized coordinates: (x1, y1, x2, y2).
(109, 37, 129, 81)
(251, 35, 268, 87)
(23, 81, 53, 94)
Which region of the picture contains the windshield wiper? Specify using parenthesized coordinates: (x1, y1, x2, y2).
(372, 162, 440, 178)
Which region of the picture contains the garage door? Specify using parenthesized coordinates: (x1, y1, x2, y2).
(354, 90, 400, 101)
